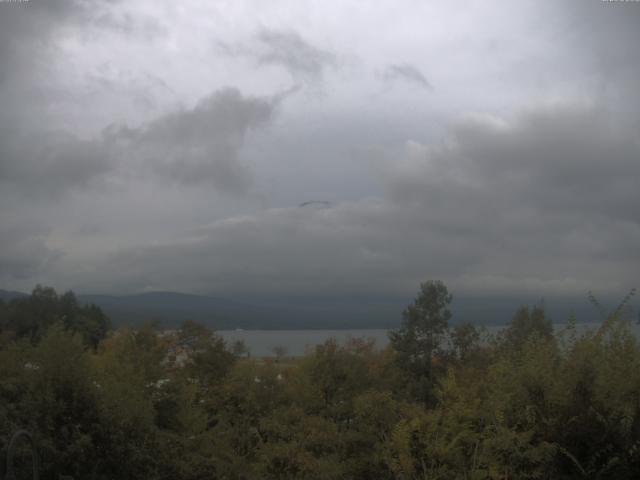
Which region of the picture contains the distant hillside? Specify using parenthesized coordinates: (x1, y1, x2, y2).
(2, 289, 402, 329)
(77, 292, 403, 330)
(2, 288, 625, 329)
(0, 289, 28, 302)
(76, 292, 615, 330)
(78, 291, 272, 329)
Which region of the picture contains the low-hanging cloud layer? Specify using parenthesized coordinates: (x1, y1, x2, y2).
(79, 101, 640, 297)
(0, 0, 638, 301)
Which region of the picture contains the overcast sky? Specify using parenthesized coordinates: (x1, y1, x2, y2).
(1, 0, 638, 299)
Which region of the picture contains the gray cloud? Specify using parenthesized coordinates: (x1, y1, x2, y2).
(0, 125, 112, 197)
(218, 28, 337, 84)
(107, 88, 274, 193)
(0, 220, 60, 281)
(0, 1, 151, 86)
(382, 63, 433, 91)
(549, 1, 640, 122)
(389, 102, 639, 224)
(89, 8, 168, 40)
(0, 0, 85, 85)
(74, 102, 639, 297)
(0, 88, 275, 197)
(257, 29, 337, 81)
(0, 0, 172, 197)
(1, 0, 639, 302)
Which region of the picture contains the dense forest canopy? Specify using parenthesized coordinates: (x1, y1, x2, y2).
(1, 283, 639, 479)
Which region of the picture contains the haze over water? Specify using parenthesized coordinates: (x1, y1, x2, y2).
(218, 322, 632, 357)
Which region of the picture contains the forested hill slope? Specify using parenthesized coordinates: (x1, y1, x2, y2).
(78, 292, 403, 329)
(0, 289, 27, 302)
(2, 289, 614, 329)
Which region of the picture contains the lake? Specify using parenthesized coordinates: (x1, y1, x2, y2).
(217, 322, 622, 357)
(218, 329, 390, 357)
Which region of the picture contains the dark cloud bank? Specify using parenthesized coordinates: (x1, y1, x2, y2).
(0, 88, 274, 195)
(0, 0, 638, 320)
(85, 102, 639, 300)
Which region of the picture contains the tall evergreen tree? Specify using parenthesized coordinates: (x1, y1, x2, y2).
(389, 280, 452, 402)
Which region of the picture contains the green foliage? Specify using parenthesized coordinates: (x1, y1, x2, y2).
(451, 322, 482, 361)
(299, 338, 373, 415)
(502, 304, 553, 353)
(232, 339, 250, 357)
(2, 283, 640, 479)
(0, 285, 110, 348)
(389, 280, 452, 403)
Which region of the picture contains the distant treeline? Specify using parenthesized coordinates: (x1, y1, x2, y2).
(0, 283, 639, 479)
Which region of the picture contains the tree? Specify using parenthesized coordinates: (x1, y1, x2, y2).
(389, 280, 452, 402)
(450, 322, 480, 361)
(0, 286, 110, 347)
(503, 304, 552, 351)
(178, 319, 213, 349)
(232, 339, 250, 357)
(65, 298, 111, 349)
(177, 321, 236, 387)
(271, 345, 288, 362)
(5, 285, 59, 341)
(298, 338, 372, 417)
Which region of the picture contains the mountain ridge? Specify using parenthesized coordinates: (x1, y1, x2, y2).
(1, 288, 621, 330)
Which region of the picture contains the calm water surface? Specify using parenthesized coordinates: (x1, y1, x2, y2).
(218, 322, 626, 357)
